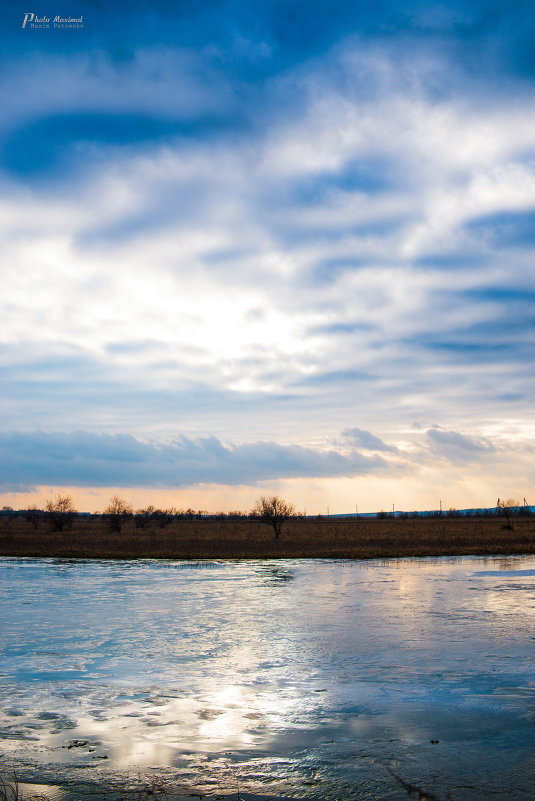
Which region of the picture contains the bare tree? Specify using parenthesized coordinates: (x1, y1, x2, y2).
(135, 507, 152, 529)
(252, 495, 295, 539)
(25, 504, 42, 530)
(103, 495, 133, 533)
(497, 498, 521, 531)
(45, 494, 77, 532)
(152, 508, 175, 528)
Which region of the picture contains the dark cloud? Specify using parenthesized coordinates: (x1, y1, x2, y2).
(3, 114, 204, 178)
(3, 0, 535, 179)
(426, 428, 495, 462)
(0, 430, 389, 491)
(5, 0, 535, 79)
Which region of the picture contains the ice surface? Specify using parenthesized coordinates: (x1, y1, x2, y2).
(1, 556, 535, 799)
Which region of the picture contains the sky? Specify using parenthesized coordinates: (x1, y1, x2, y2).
(1, 0, 534, 514)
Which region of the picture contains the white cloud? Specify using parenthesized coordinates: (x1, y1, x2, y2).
(0, 48, 236, 132)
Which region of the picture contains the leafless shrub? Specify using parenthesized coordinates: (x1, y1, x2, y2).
(45, 494, 77, 532)
(25, 505, 42, 530)
(251, 495, 295, 539)
(103, 496, 133, 533)
(497, 498, 521, 531)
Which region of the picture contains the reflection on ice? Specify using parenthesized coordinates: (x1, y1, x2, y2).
(2, 556, 535, 799)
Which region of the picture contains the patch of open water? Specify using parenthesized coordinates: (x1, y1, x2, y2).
(1, 555, 535, 800)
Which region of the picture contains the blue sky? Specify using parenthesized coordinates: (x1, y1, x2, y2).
(1, 0, 534, 512)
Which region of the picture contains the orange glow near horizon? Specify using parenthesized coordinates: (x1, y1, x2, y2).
(1, 471, 530, 516)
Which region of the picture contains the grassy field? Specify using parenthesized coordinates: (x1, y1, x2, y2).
(0, 513, 534, 560)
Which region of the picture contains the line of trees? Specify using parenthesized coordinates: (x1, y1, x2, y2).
(1, 495, 531, 538)
(110, 494, 296, 539)
(2, 493, 298, 539)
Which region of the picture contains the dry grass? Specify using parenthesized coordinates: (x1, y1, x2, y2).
(0, 514, 534, 560)
(0, 775, 21, 801)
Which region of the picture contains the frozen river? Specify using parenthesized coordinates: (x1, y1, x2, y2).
(1, 555, 535, 800)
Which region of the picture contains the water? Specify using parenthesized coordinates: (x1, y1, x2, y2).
(1, 556, 535, 800)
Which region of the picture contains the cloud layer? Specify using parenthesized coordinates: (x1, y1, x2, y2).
(1, 0, 534, 507)
(2, 426, 533, 499)
(1, 430, 389, 491)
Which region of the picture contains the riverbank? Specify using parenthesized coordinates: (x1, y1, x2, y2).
(1, 515, 534, 559)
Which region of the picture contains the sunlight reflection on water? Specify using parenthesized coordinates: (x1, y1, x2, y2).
(1, 556, 535, 799)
